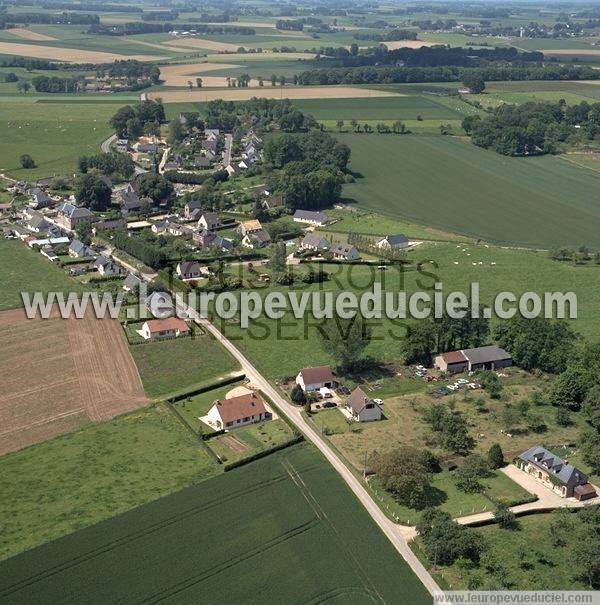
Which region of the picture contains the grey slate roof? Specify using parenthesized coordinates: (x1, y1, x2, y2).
(57, 203, 95, 220)
(461, 345, 511, 365)
(518, 446, 587, 488)
(331, 243, 357, 257)
(293, 209, 328, 223)
(382, 234, 409, 247)
(123, 273, 142, 291)
(301, 233, 330, 249)
(347, 387, 375, 414)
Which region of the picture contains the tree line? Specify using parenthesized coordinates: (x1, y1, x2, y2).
(296, 64, 600, 87)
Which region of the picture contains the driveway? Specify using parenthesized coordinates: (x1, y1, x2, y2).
(456, 464, 600, 526)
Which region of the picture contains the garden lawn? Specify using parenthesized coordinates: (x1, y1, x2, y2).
(130, 335, 239, 399)
(338, 133, 600, 248)
(0, 405, 218, 561)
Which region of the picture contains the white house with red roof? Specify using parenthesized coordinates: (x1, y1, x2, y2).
(205, 391, 269, 430)
(139, 318, 189, 341)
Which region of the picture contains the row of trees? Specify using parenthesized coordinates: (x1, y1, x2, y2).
(295, 64, 600, 87)
(78, 152, 135, 179)
(109, 100, 165, 140)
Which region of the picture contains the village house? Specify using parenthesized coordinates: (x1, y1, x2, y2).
(198, 212, 220, 231)
(205, 391, 269, 431)
(28, 187, 53, 210)
(146, 291, 174, 315)
(193, 230, 233, 252)
(190, 155, 212, 169)
(93, 218, 126, 235)
(434, 345, 512, 374)
(116, 139, 129, 153)
(176, 261, 209, 281)
(293, 209, 329, 227)
(261, 195, 284, 211)
(68, 239, 95, 259)
(238, 219, 263, 237)
(299, 233, 330, 253)
(139, 317, 189, 341)
(123, 272, 142, 292)
(242, 229, 271, 249)
(183, 199, 203, 220)
(40, 245, 58, 263)
(375, 234, 409, 251)
(93, 256, 121, 277)
(296, 366, 337, 393)
(346, 387, 382, 423)
(331, 243, 360, 261)
(27, 212, 50, 234)
(55, 203, 97, 231)
(516, 446, 597, 500)
(167, 222, 186, 237)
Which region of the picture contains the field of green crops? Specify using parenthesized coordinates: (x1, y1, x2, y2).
(0, 444, 431, 605)
(338, 132, 600, 248)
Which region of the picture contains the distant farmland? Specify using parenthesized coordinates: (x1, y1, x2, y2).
(0, 444, 431, 605)
(339, 133, 600, 248)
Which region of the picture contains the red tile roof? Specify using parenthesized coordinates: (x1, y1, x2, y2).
(442, 350, 467, 364)
(145, 318, 189, 334)
(214, 392, 267, 424)
(299, 365, 334, 385)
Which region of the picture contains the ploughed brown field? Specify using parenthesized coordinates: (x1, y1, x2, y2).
(0, 307, 147, 455)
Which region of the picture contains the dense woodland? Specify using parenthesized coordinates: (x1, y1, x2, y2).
(465, 100, 600, 156)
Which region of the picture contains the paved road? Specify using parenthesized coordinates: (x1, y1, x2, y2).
(100, 134, 116, 154)
(182, 305, 441, 596)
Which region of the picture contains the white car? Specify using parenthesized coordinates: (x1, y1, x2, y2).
(373, 398, 383, 405)
(456, 378, 469, 385)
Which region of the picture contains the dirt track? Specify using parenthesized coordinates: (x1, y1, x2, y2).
(165, 38, 242, 52)
(150, 86, 404, 103)
(0, 308, 147, 455)
(159, 62, 243, 87)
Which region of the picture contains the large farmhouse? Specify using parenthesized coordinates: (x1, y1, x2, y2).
(516, 446, 597, 500)
(434, 345, 512, 374)
(205, 392, 269, 431)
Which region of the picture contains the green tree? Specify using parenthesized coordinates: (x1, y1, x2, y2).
(487, 443, 504, 469)
(269, 241, 287, 277)
(137, 173, 174, 204)
(290, 384, 306, 405)
(494, 502, 518, 529)
(75, 220, 93, 245)
(168, 118, 185, 146)
(582, 384, 600, 430)
(371, 446, 432, 509)
(318, 315, 372, 373)
(74, 174, 111, 211)
(441, 413, 474, 455)
(454, 454, 489, 493)
(462, 74, 485, 94)
(196, 77, 203, 88)
(19, 154, 35, 169)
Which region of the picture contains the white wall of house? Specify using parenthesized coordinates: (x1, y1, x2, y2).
(206, 405, 264, 430)
(352, 403, 382, 423)
(296, 374, 333, 392)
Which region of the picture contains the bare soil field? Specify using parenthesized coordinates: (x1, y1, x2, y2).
(160, 62, 243, 87)
(165, 38, 242, 52)
(381, 40, 438, 50)
(150, 86, 404, 102)
(0, 42, 166, 63)
(0, 308, 147, 456)
(543, 49, 600, 57)
(7, 28, 57, 42)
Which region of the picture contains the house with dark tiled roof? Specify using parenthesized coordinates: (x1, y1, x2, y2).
(516, 446, 596, 500)
(176, 261, 209, 281)
(93, 256, 121, 277)
(299, 233, 330, 253)
(331, 243, 359, 261)
(197, 212, 220, 231)
(123, 272, 142, 292)
(28, 187, 53, 210)
(375, 234, 409, 251)
(242, 229, 271, 249)
(293, 209, 329, 227)
(56, 203, 97, 230)
(346, 387, 382, 423)
(296, 366, 337, 393)
(69, 239, 95, 259)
